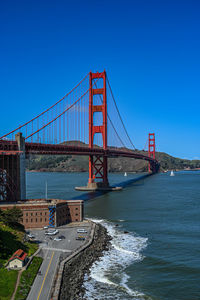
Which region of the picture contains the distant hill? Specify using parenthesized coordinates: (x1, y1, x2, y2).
(26, 141, 200, 173)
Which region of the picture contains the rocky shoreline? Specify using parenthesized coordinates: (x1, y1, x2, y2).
(59, 223, 112, 300)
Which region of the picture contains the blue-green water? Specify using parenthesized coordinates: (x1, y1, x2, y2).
(26, 171, 200, 300)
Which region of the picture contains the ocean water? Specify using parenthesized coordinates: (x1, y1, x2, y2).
(26, 171, 200, 300)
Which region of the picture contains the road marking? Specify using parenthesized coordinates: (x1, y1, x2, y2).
(42, 247, 72, 253)
(37, 251, 55, 300)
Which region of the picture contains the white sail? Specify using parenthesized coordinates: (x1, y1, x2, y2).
(124, 172, 127, 177)
(170, 171, 175, 176)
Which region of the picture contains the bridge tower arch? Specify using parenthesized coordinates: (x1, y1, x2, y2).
(88, 71, 109, 188)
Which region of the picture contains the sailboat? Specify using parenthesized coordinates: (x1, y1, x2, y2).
(124, 172, 127, 177)
(170, 170, 175, 176)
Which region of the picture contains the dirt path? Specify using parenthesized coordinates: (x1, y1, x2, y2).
(11, 270, 22, 300)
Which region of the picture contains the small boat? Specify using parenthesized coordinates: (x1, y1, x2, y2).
(124, 172, 127, 177)
(170, 170, 175, 176)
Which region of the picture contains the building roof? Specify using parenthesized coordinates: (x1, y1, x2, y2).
(8, 249, 27, 262)
(0, 198, 83, 208)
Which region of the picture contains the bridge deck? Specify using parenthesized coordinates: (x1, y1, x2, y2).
(0, 140, 158, 163)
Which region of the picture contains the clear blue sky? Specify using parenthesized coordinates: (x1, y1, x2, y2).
(0, 0, 200, 159)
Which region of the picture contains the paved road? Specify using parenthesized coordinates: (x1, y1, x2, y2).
(27, 222, 91, 300)
(27, 250, 60, 300)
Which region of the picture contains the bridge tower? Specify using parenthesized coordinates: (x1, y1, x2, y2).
(148, 133, 156, 173)
(88, 71, 109, 188)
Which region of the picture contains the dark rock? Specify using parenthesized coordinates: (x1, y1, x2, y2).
(59, 223, 112, 300)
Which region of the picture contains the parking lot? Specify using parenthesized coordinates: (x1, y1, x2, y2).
(28, 221, 91, 251)
(27, 221, 92, 300)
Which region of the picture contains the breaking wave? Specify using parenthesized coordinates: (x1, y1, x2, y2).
(83, 218, 150, 300)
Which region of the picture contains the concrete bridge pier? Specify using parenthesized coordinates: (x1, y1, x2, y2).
(15, 132, 26, 200)
(0, 154, 20, 201)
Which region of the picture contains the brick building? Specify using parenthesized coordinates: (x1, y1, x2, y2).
(0, 199, 83, 229)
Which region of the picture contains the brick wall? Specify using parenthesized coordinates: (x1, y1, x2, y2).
(0, 199, 84, 229)
(21, 206, 49, 228)
(66, 200, 84, 222)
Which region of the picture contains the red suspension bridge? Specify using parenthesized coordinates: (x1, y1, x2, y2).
(0, 71, 159, 201)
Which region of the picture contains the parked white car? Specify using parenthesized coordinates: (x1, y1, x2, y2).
(27, 234, 35, 239)
(77, 229, 87, 234)
(54, 237, 62, 241)
(45, 229, 59, 235)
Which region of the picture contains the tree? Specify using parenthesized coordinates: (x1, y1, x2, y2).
(0, 208, 4, 222)
(1, 207, 23, 227)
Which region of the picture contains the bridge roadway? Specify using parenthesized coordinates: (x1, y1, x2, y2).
(0, 140, 158, 164)
(27, 221, 92, 300)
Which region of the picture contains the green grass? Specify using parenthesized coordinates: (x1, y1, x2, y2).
(24, 242, 38, 257)
(15, 257, 43, 300)
(0, 269, 18, 300)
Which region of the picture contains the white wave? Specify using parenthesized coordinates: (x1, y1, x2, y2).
(120, 273, 145, 297)
(87, 218, 104, 223)
(83, 218, 149, 299)
(90, 271, 118, 287)
(113, 244, 140, 256)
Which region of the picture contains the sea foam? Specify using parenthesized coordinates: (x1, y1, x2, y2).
(83, 218, 149, 300)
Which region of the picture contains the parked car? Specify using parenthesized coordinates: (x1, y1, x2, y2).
(76, 236, 85, 241)
(49, 229, 58, 234)
(45, 229, 59, 235)
(77, 229, 87, 234)
(27, 234, 35, 239)
(54, 237, 62, 241)
(43, 226, 48, 229)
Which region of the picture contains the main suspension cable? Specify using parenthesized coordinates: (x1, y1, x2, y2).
(93, 81, 126, 148)
(106, 76, 136, 150)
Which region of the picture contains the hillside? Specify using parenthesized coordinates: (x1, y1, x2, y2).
(0, 208, 37, 266)
(26, 141, 200, 172)
(0, 208, 38, 300)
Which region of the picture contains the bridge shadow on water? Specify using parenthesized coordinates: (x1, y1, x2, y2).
(71, 173, 152, 202)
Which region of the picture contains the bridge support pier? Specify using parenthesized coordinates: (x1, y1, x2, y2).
(15, 133, 26, 200)
(88, 155, 109, 189)
(0, 133, 26, 202)
(0, 154, 20, 201)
